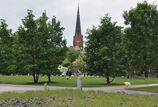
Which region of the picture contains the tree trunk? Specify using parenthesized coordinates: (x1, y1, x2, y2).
(143, 56, 148, 78)
(145, 71, 148, 78)
(143, 65, 148, 78)
(127, 75, 129, 79)
(33, 71, 39, 83)
(48, 74, 51, 82)
(106, 70, 110, 84)
(84, 73, 86, 77)
(32, 55, 39, 83)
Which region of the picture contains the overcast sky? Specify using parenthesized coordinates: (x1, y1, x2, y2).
(0, 0, 157, 46)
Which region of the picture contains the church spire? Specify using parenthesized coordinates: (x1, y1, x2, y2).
(75, 4, 81, 35)
(73, 2, 83, 50)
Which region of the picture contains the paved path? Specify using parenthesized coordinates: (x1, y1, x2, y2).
(83, 84, 158, 96)
(0, 84, 158, 96)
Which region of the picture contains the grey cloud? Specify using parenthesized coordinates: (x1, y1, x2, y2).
(0, 0, 157, 46)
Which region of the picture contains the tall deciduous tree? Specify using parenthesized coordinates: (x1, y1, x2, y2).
(17, 10, 67, 83)
(62, 48, 80, 68)
(85, 15, 122, 84)
(0, 19, 13, 75)
(17, 10, 40, 83)
(123, 1, 158, 77)
(67, 48, 80, 63)
(72, 51, 87, 74)
(37, 12, 67, 82)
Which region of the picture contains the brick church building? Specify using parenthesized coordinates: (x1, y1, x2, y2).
(73, 5, 83, 50)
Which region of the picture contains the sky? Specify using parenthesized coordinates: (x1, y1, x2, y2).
(0, 0, 157, 46)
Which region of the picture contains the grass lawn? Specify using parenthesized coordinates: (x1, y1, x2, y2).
(0, 90, 158, 107)
(129, 86, 158, 93)
(0, 75, 158, 87)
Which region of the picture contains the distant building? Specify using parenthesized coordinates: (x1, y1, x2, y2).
(73, 5, 83, 50)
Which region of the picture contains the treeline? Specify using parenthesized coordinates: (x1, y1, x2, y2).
(85, 1, 158, 84)
(1, 1, 158, 85)
(0, 10, 67, 83)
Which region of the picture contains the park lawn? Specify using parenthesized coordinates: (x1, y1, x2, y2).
(0, 90, 158, 107)
(0, 75, 158, 87)
(129, 86, 158, 93)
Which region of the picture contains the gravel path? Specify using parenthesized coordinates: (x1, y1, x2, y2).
(83, 84, 158, 96)
(0, 84, 158, 96)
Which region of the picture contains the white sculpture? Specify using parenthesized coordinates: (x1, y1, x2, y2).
(57, 65, 68, 77)
(58, 65, 73, 80)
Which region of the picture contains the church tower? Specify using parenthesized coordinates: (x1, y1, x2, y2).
(73, 5, 83, 50)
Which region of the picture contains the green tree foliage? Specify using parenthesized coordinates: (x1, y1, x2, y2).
(85, 15, 122, 84)
(72, 51, 87, 73)
(0, 19, 14, 75)
(62, 48, 80, 68)
(123, 1, 158, 77)
(16, 10, 40, 83)
(62, 58, 71, 68)
(66, 48, 80, 63)
(16, 10, 67, 83)
(37, 13, 67, 82)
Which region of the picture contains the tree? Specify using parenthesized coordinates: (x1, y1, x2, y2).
(72, 51, 87, 74)
(62, 58, 71, 68)
(17, 10, 40, 83)
(85, 15, 122, 84)
(62, 48, 80, 68)
(37, 13, 67, 82)
(16, 10, 67, 83)
(0, 19, 14, 75)
(123, 1, 158, 77)
(66, 48, 80, 63)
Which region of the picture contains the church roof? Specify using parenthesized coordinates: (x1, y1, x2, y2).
(75, 6, 82, 35)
